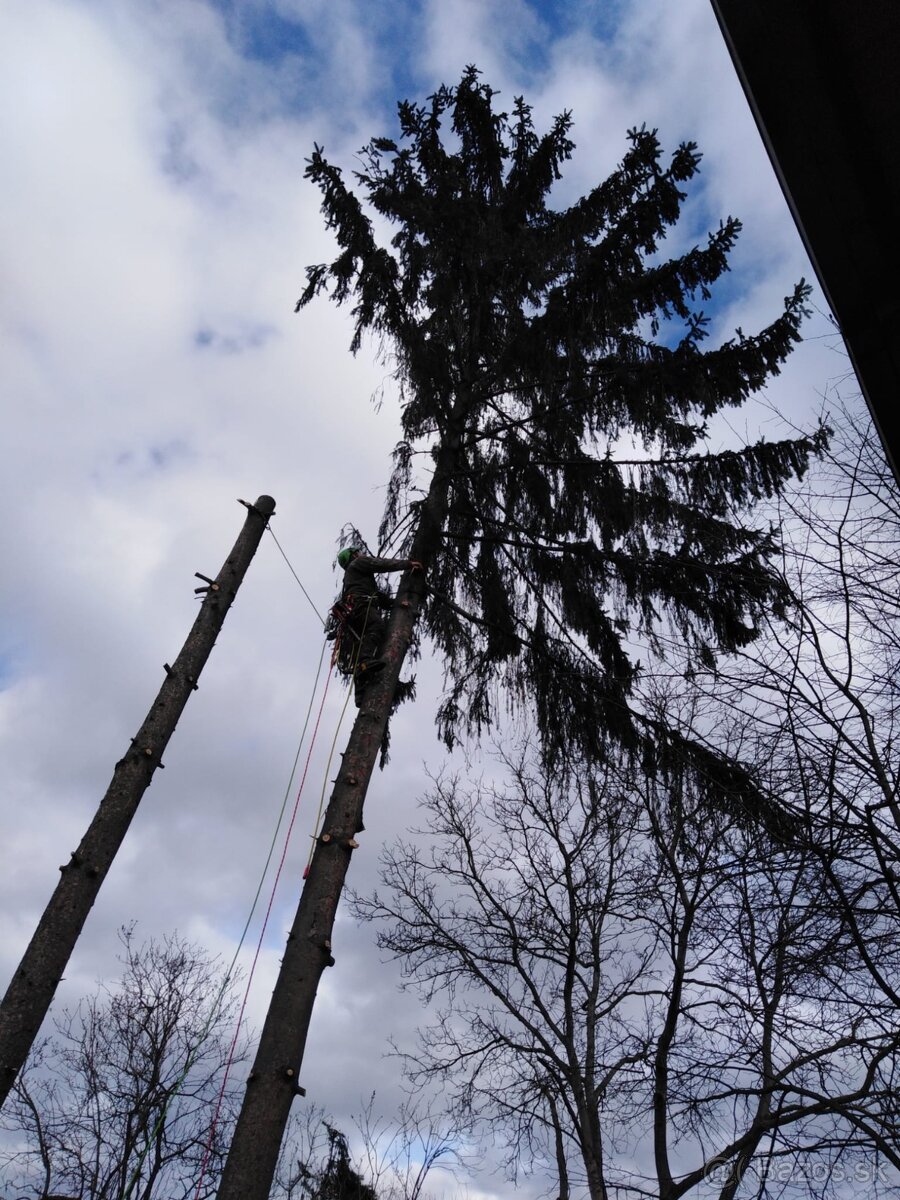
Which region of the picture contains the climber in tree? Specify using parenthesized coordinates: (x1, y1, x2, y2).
(336, 547, 423, 694)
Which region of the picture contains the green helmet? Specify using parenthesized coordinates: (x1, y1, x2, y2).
(337, 547, 360, 569)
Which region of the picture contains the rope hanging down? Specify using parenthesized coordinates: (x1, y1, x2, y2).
(136, 530, 375, 1198)
(127, 532, 336, 1200)
(267, 525, 326, 626)
(194, 657, 335, 1198)
(121, 638, 330, 1200)
(302, 600, 371, 876)
(194, 534, 359, 1195)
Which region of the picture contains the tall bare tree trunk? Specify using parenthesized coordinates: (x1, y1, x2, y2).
(217, 414, 467, 1200)
(0, 496, 276, 1111)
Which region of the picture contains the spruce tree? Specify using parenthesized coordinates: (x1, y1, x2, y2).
(302, 67, 821, 797)
(310, 1126, 379, 1200)
(218, 69, 822, 1197)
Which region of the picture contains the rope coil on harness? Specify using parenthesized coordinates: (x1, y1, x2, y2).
(327, 594, 369, 671)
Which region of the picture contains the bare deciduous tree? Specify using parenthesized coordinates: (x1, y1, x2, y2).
(0, 930, 464, 1200)
(691, 398, 900, 1061)
(351, 1094, 463, 1200)
(271, 1097, 461, 1200)
(0, 928, 245, 1200)
(354, 749, 900, 1199)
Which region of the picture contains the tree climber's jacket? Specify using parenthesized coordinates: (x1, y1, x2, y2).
(341, 555, 413, 605)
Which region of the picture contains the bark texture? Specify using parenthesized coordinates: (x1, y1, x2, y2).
(217, 432, 462, 1200)
(0, 496, 276, 1112)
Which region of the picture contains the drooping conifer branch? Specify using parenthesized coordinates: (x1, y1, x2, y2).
(219, 69, 828, 1200)
(303, 66, 823, 807)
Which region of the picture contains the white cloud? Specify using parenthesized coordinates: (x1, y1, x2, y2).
(0, 2, 855, 1196)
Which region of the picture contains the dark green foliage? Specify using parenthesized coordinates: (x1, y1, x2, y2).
(379, 675, 417, 769)
(308, 1126, 378, 1200)
(300, 68, 822, 813)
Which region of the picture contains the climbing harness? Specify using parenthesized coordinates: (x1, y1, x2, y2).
(328, 596, 363, 664)
(328, 593, 383, 679)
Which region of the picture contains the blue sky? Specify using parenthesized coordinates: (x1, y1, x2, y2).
(0, 2, 859, 1196)
(209, 0, 618, 105)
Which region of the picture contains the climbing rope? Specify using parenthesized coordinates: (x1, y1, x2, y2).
(193, 659, 335, 1197)
(191, 534, 374, 1195)
(301, 599, 375, 876)
(123, 530, 374, 1197)
(267, 525, 326, 627)
(122, 639, 331, 1200)
(304, 601, 370, 877)
(192, 592, 373, 1192)
(127, 536, 332, 1194)
(305, 664, 358, 877)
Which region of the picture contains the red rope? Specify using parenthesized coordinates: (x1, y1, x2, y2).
(194, 664, 334, 1197)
